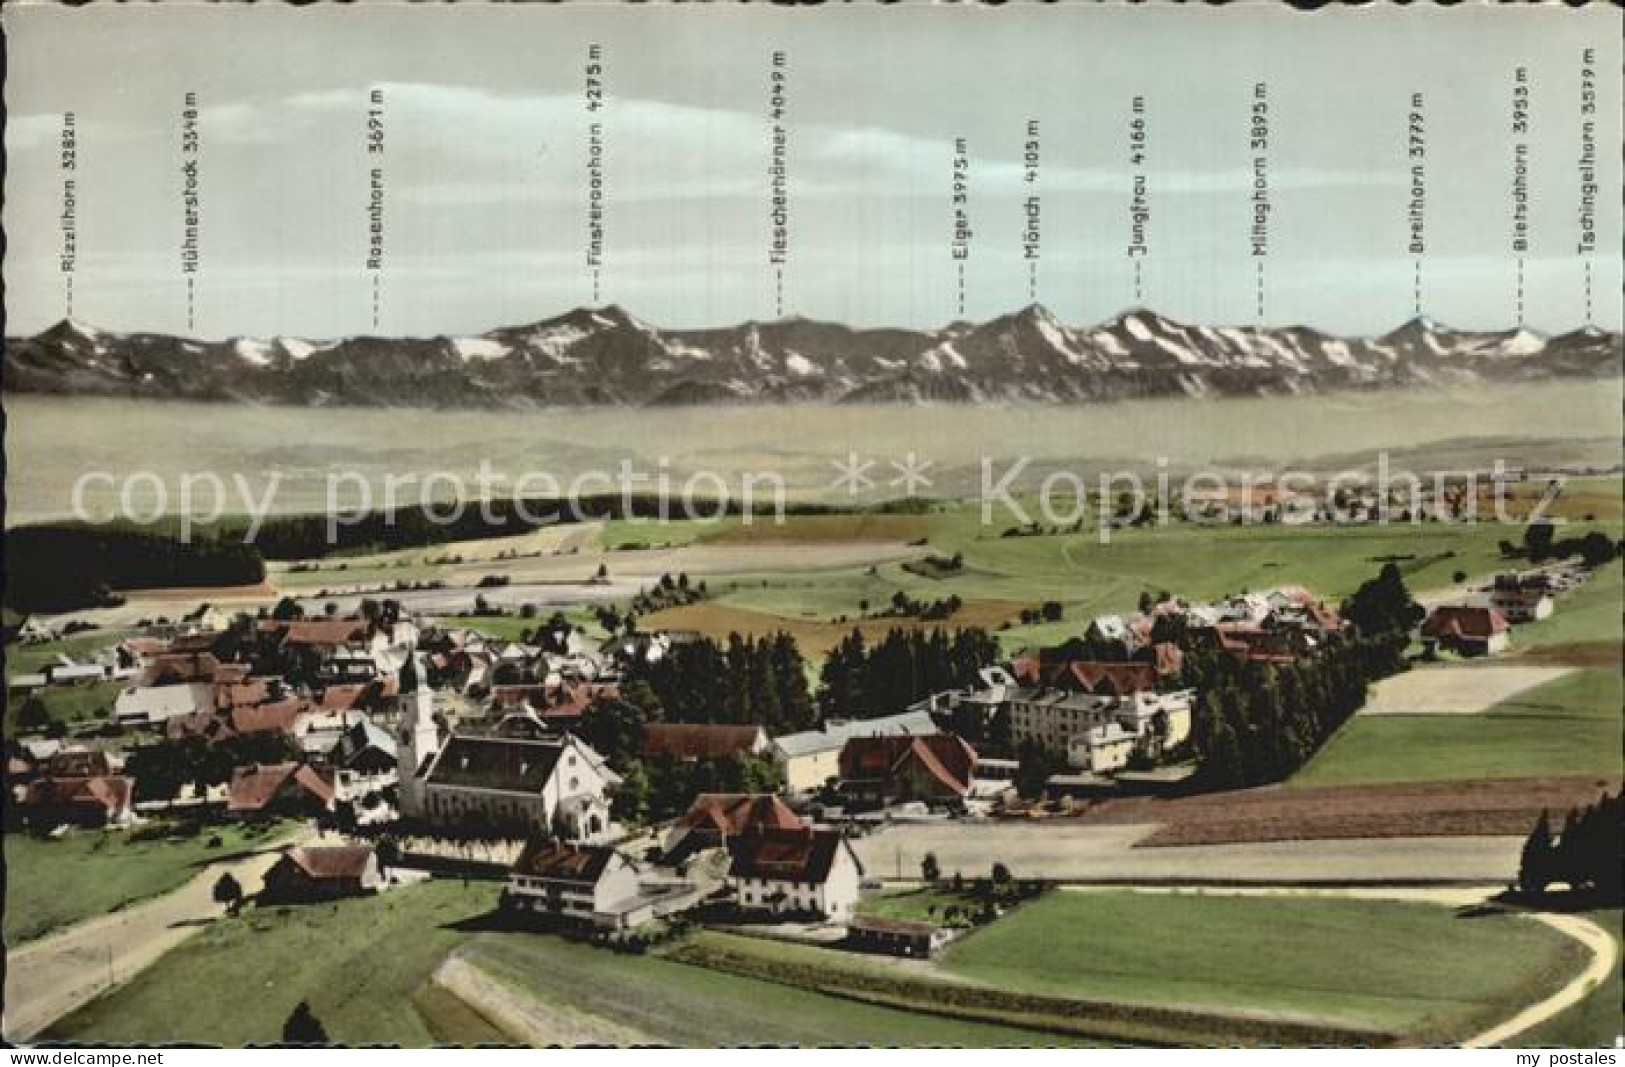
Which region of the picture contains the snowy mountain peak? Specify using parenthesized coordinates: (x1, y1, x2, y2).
(7, 305, 1619, 410)
(43, 318, 104, 343)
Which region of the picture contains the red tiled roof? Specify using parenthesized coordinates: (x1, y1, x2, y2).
(279, 619, 371, 647)
(215, 679, 274, 710)
(838, 734, 977, 797)
(676, 793, 804, 837)
(511, 839, 622, 885)
(147, 653, 221, 683)
(279, 845, 375, 881)
(491, 683, 618, 721)
(226, 762, 335, 812)
(22, 775, 133, 817)
(641, 723, 764, 761)
(1012, 656, 1161, 694)
(1058, 661, 1159, 696)
(1421, 605, 1510, 640)
(1307, 604, 1345, 632)
(228, 698, 308, 736)
(317, 683, 370, 711)
(212, 663, 253, 685)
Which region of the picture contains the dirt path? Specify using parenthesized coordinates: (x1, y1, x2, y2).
(1059, 883, 1619, 1048)
(2, 825, 318, 1043)
(432, 952, 652, 1046)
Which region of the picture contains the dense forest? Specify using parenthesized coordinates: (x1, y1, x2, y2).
(4, 495, 924, 612)
(1186, 564, 1418, 790)
(624, 633, 817, 736)
(4, 522, 265, 614)
(818, 626, 1002, 720)
(1517, 792, 1624, 904)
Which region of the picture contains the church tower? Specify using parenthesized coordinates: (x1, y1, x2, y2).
(395, 651, 440, 817)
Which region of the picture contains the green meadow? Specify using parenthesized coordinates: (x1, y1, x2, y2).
(1293, 668, 1623, 787)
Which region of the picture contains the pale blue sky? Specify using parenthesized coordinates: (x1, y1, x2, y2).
(4, 3, 1620, 338)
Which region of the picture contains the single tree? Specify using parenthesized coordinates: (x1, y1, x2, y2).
(921, 851, 941, 884)
(1517, 811, 1554, 897)
(282, 1001, 330, 1045)
(16, 696, 50, 734)
(212, 872, 244, 915)
(1523, 519, 1556, 561)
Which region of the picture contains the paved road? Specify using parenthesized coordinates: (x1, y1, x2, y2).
(3, 825, 319, 1044)
(853, 821, 1526, 884)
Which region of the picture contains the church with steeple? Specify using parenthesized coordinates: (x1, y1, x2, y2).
(394, 646, 619, 840)
(395, 650, 443, 818)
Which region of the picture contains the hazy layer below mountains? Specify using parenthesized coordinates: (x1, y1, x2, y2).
(7, 380, 1621, 524)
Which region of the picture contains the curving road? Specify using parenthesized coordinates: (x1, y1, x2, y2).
(1462, 909, 1620, 1049)
(3, 825, 318, 1044)
(1057, 883, 1619, 1049)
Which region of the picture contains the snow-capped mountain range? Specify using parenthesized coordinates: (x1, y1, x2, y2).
(5, 305, 1620, 408)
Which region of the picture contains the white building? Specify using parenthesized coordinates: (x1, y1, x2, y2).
(1068, 723, 1138, 774)
(1489, 587, 1556, 623)
(396, 649, 620, 840)
(728, 827, 864, 922)
(506, 840, 644, 928)
(1009, 687, 1194, 766)
(180, 604, 231, 634)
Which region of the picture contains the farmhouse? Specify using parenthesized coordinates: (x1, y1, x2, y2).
(640, 723, 770, 762)
(772, 710, 940, 793)
(506, 839, 645, 929)
(15, 774, 135, 829)
(837, 734, 978, 806)
(1489, 575, 1557, 623)
(728, 826, 864, 922)
(226, 762, 336, 818)
(663, 792, 804, 860)
(261, 845, 382, 903)
(1420, 605, 1511, 658)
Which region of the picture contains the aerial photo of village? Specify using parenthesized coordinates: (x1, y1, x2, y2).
(3, 2, 1622, 1052)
